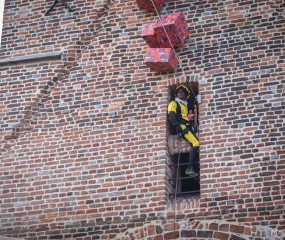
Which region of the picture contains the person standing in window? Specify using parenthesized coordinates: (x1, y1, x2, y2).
(168, 85, 199, 177)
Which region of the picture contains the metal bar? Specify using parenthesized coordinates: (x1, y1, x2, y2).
(169, 190, 200, 196)
(169, 176, 199, 181)
(169, 161, 200, 167)
(45, 0, 58, 16)
(45, 0, 73, 16)
(60, 0, 73, 11)
(169, 162, 188, 167)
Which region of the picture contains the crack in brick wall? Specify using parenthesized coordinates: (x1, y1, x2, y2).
(0, 0, 114, 154)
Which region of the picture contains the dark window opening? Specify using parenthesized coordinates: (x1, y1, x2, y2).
(167, 81, 200, 197)
(169, 153, 200, 196)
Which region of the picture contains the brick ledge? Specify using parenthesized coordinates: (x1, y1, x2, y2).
(0, 52, 62, 66)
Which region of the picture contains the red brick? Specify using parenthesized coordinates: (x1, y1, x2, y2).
(214, 232, 230, 239)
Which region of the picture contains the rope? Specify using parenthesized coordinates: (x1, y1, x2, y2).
(147, 1, 195, 238)
(186, 79, 198, 104)
(148, 1, 183, 239)
(150, 0, 198, 106)
(173, 135, 182, 239)
(149, 0, 189, 75)
(150, 1, 179, 57)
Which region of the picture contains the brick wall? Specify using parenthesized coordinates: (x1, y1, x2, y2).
(0, 0, 284, 239)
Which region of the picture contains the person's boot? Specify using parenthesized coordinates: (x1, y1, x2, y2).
(185, 167, 199, 177)
(185, 146, 199, 177)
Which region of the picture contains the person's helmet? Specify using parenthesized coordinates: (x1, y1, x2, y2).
(174, 85, 190, 99)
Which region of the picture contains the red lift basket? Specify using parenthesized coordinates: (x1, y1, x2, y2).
(144, 48, 179, 72)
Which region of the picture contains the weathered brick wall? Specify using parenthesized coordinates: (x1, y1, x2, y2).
(0, 0, 114, 149)
(0, 0, 284, 239)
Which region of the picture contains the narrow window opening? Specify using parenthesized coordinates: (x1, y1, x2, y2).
(167, 81, 200, 197)
(169, 153, 200, 196)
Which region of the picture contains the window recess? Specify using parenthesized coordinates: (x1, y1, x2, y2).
(167, 82, 200, 197)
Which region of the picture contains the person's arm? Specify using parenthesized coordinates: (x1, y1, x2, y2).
(168, 101, 179, 125)
(169, 112, 180, 126)
(168, 101, 182, 134)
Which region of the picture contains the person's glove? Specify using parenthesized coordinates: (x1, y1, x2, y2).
(188, 114, 195, 121)
(175, 125, 183, 134)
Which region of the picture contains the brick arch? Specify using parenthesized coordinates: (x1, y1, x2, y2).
(117, 221, 248, 240)
(181, 229, 248, 239)
(117, 220, 283, 239)
(187, 220, 283, 240)
(119, 224, 164, 240)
